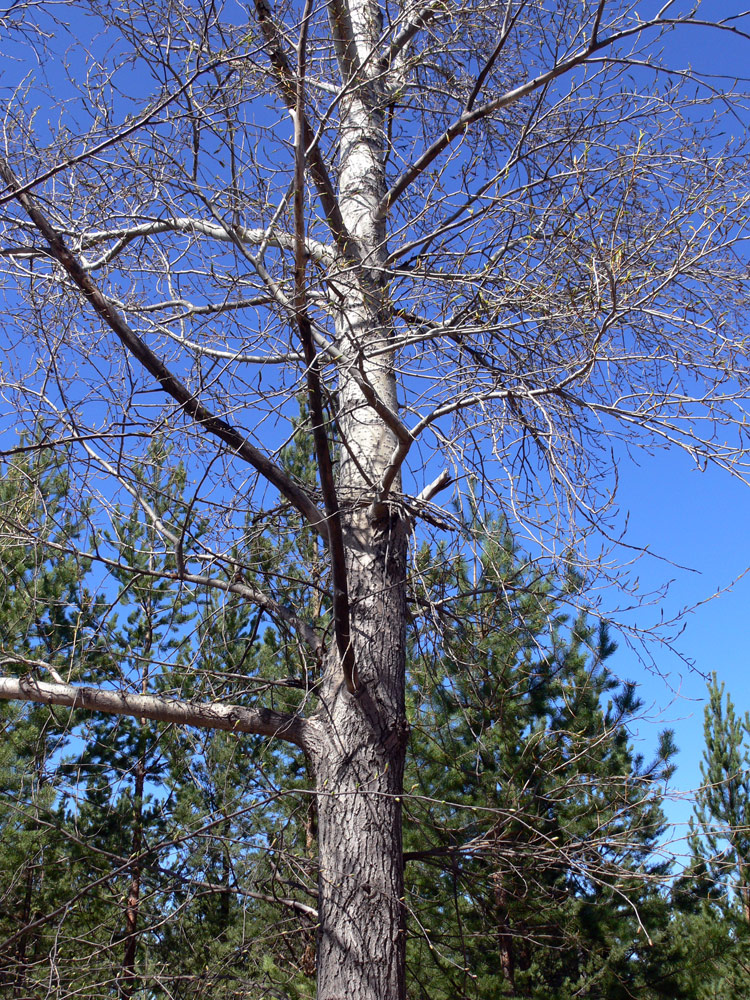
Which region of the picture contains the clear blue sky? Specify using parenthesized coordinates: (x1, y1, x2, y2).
(612, 445, 750, 846)
(602, 2, 750, 847)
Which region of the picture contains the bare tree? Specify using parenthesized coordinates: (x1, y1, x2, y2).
(1, 1, 750, 997)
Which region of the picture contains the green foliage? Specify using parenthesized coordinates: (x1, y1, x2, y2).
(690, 673, 750, 921)
(644, 674, 750, 1000)
(403, 522, 675, 999)
(0, 444, 107, 993)
(0, 437, 688, 998)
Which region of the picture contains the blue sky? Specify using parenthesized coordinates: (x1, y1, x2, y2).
(612, 444, 750, 842)
(596, 1, 750, 842)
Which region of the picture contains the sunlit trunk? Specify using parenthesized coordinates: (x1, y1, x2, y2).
(310, 3, 408, 996)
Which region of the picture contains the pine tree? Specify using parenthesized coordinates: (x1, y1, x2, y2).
(60, 443, 204, 997)
(649, 674, 750, 1000)
(690, 673, 750, 922)
(0, 446, 106, 994)
(403, 522, 676, 999)
(0, 438, 680, 998)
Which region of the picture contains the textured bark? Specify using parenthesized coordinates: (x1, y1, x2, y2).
(305, 1, 408, 995)
(314, 740, 406, 1000)
(11, 841, 35, 999)
(309, 514, 408, 1000)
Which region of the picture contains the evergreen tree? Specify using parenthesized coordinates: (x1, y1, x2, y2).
(403, 523, 676, 999)
(648, 674, 750, 1000)
(690, 673, 750, 922)
(0, 446, 105, 994)
(0, 438, 680, 998)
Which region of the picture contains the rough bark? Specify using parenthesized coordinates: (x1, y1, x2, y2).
(301, 1, 410, 996)
(307, 515, 408, 1000)
(120, 750, 144, 999)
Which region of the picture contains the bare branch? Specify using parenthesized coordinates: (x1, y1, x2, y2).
(293, 0, 356, 694)
(251, 0, 358, 262)
(377, 14, 692, 219)
(0, 675, 309, 747)
(0, 155, 331, 542)
(70, 216, 335, 265)
(0, 55, 240, 208)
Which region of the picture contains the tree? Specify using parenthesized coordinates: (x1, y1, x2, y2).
(0, 441, 320, 997)
(625, 676, 750, 1000)
(66, 445, 196, 998)
(690, 673, 750, 923)
(0, 446, 107, 995)
(2, 3, 750, 998)
(404, 527, 677, 999)
(0, 464, 680, 998)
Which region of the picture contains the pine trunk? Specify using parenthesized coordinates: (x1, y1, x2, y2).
(121, 749, 145, 998)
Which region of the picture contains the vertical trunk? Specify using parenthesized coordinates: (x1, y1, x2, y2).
(310, 5, 408, 998)
(314, 740, 406, 1000)
(120, 747, 145, 999)
(495, 883, 516, 990)
(738, 861, 750, 924)
(219, 815, 231, 937)
(12, 857, 35, 998)
(311, 516, 408, 1000)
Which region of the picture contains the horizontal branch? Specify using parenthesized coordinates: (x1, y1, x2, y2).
(0, 675, 308, 748)
(72, 216, 335, 266)
(198, 881, 318, 920)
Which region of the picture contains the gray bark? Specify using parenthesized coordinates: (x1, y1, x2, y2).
(302, 1, 410, 994)
(307, 517, 408, 1000)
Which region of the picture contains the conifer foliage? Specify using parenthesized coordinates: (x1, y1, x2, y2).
(0, 447, 678, 997)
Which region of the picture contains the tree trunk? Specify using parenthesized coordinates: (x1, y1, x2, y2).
(121, 747, 145, 998)
(314, 741, 406, 1000)
(309, 512, 408, 1000)
(12, 856, 35, 999)
(495, 883, 516, 990)
(306, 2, 409, 997)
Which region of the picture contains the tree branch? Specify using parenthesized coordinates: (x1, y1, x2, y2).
(376, 15, 684, 220)
(293, 3, 356, 694)
(0, 675, 308, 748)
(382, 1, 445, 68)
(252, 0, 359, 263)
(0, 56, 233, 209)
(0, 155, 331, 543)
(70, 216, 335, 266)
(326, 0, 361, 83)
